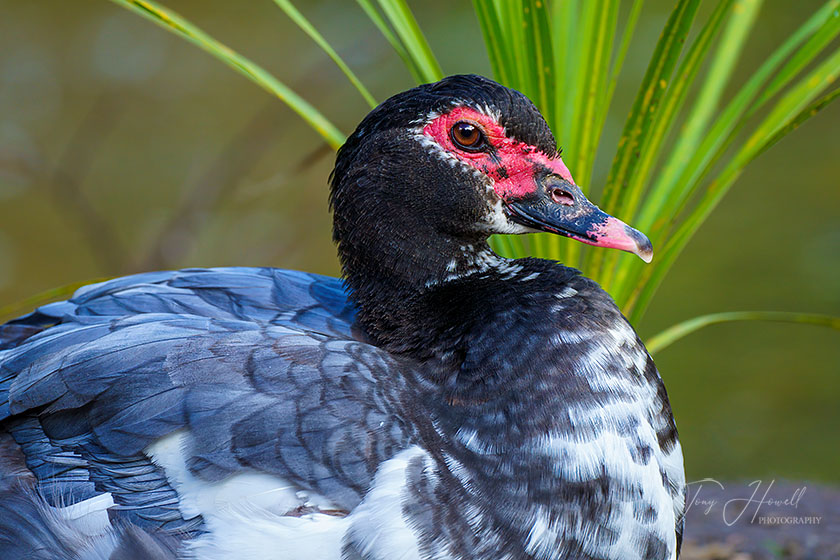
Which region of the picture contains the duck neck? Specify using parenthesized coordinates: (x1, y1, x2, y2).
(338, 224, 505, 356)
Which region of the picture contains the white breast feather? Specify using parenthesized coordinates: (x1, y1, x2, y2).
(523, 322, 683, 560)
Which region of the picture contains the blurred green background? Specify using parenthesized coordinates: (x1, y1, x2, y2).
(0, 0, 838, 483)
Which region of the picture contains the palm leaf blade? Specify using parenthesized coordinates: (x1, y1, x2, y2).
(647, 311, 840, 354)
(108, 0, 346, 148)
(272, 0, 377, 107)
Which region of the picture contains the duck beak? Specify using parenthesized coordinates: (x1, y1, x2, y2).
(504, 175, 653, 263)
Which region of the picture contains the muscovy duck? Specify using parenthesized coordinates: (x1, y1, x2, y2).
(0, 74, 684, 560)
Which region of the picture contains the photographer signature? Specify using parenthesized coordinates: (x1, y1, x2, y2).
(685, 478, 808, 526)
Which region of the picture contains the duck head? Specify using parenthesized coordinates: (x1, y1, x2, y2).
(330, 75, 652, 291)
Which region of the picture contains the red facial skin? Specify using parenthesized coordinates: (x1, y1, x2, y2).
(421, 106, 574, 201)
(421, 106, 654, 262)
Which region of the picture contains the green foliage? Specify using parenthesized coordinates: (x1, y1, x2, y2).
(645, 311, 840, 354)
(271, 0, 377, 108)
(473, 0, 840, 325)
(36, 0, 836, 351)
(109, 0, 346, 149)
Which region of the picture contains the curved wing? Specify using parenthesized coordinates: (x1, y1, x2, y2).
(1, 267, 357, 351)
(0, 268, 410, 536)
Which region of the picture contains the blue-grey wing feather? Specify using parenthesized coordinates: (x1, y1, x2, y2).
(0, 483, 180, 560)
(0, 267, 410, 537)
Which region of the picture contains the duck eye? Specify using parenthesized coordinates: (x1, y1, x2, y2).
(450, 121, 485, 151)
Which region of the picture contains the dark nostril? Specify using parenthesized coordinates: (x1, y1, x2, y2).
(550, 188, 575, 206)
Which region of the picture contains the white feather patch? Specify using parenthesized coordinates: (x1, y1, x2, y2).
(146, 433, 431, 560)
(56, 492, 115, 538)
(146, 431, 347, 559)
(344, 446, 428, 560)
